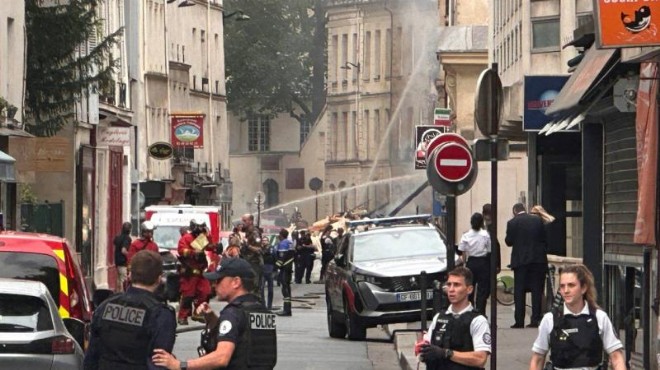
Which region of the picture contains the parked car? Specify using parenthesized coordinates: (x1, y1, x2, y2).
(0, 231, 93, 346)
(325, 214, 450, 340)
(0, 278, 84, 369)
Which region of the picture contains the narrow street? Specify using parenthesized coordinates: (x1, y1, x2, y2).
(172, 263, 401, 370)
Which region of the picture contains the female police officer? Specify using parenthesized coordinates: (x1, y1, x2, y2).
(529, 264, 625, 370)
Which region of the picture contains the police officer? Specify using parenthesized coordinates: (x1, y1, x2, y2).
(153, 258, 277, 370)
(84, 250, 176, 370)
(417, 266, 490, 370)
(274, 228, 294, 316)
(529, 264, 625, 370)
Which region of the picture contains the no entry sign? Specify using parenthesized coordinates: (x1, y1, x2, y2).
(434, 143, 473, 182)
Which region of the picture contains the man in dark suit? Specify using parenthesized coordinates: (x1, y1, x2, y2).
(505, 203, 547, 328)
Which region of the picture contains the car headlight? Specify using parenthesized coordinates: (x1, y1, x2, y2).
(354, 273, 380, 285)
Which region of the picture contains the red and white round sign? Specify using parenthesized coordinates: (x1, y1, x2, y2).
(433, 142, 473, 182)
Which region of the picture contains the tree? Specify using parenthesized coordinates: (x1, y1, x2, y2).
(24, 0, 121, 137)
(223, 0, 326, 127)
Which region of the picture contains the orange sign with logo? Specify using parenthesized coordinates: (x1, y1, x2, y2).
(596, 2, 660, 48)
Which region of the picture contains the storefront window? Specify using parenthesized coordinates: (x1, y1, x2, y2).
(565, 200, 583, 258)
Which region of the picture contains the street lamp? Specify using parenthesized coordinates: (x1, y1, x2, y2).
(223, 10, 251, 21)
(254, 191, 265, 228)
(167, 0, 195, 7)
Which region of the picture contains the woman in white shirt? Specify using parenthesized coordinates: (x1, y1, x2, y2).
(458, 212, 492, 314)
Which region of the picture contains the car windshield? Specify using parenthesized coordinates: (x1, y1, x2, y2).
(153, 226, 183, 250)
(0, 252, 60, 307)
(0, 294, 53, 332)
(352, 228, 446, 262)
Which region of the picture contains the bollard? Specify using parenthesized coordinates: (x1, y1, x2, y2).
(420, 271, 427, 331)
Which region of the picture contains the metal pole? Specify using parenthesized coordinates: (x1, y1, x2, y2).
(420, 270, 428, 331)
(257, 193, 262, 228)
(315, 190, 319, 221)
(489, 139, 499, 370)
(446, 196, 456, 272)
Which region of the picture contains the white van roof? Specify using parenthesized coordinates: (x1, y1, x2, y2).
(145, 204, 220, 213)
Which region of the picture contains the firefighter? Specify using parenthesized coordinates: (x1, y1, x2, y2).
(176, 218, 212, 325)
(126, 221, 158, 264)
(274, 228, 294, 316)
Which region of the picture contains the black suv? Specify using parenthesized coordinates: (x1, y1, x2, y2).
(325, 215, 449, 340)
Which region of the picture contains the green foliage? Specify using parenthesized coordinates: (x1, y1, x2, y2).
(223, 0, 326, 125)
(24, 0, 122, 137)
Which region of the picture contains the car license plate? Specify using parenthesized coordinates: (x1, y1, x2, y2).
(396, 291, 434, 302)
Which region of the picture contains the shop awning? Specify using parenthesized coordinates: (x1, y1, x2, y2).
(545, 47, 619, 116)
(0, 150, 16, 182)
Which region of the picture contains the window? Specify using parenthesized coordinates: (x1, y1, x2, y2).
(577, 13, 593, 29)
(532, 18, 560, 51)
(300, 118, 312, 145)
(374, 30, 381, 79)
(332, 35, 338, 84)
(364, 31, 371, 79)
(247, 114, 270, 152)
(331, 112, 338, 160)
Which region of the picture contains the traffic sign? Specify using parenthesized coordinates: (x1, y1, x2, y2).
(474, 68, 503, 137)
(426, 146, 478, 196)
(425, 133, 470, 163)
(434, 108, 452, 126)
(433, 143, 473, 182)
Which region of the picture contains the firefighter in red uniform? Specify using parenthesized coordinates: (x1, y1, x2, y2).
(176, 219, 212, 325)
(127, 221, 159, 264)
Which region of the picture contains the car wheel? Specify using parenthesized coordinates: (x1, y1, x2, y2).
(326, 294, 346, 338)
(343, 298, 366, 341)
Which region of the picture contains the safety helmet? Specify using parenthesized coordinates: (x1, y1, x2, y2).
(189, 218, 206, 230)
(141, 221, 156, 232)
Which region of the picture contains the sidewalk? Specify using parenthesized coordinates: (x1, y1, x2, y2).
(390, 301, 539, 370)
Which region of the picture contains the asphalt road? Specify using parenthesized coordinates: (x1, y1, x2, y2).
(171, 266, 401, 370)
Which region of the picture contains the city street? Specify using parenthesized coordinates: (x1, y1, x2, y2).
(171, 263, 400, 370)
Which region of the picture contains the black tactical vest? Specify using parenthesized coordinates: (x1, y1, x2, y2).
(429, 310, 483, 370)
(549, 308, 603, 368)
(222, 297, 277, 370)
(98, 291, 163, 370)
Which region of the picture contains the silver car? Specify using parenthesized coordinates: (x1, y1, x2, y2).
(0, 278, 84, 369)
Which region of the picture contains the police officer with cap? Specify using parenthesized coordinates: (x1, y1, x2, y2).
(529, 264, 625, 370)
(274, 228, 294, 316)
(153, 257, 277, 370)
(84, 250, 176, 370)
(416, 266, 490, 370)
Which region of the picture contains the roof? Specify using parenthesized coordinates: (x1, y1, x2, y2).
(437, 26, 488, 53)
(0, 278, 49, 297)
(0, 230, 67, 244)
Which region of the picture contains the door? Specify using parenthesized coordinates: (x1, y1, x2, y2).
(106, 148, 123, 291)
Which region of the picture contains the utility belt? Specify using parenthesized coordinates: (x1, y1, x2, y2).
(544, 362, 602, 370)
(178, 265, 204, 277)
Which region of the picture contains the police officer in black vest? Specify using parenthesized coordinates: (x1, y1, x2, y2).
(416, 266, 491, 370)
(153, 257, 277, 370)
(84, 250, 176, 370)
(529, 264, 625, 370)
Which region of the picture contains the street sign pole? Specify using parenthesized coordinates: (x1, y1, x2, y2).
(446, 196, 456, 272)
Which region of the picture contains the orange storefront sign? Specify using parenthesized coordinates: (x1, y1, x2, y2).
(596, 1, 660, 48)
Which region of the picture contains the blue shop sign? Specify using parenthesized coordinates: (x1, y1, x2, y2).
(523, 75, 569, 131)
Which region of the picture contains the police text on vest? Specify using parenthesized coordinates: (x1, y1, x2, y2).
(249, 313, 276, 330)
(102, 303, 146, 326)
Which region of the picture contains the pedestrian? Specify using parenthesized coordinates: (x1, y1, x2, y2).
(261, 235, 277, 310)
(241, 225, 264, 295)
(113, 221, 132, 292)
(84, 250, 176, 370)
(482, 204, 501, 274)
(505, 202, 548, 328)
(176, 219, 212, 325)
(458, 212, 491, 314)
(530, 205, 555, 224)
(529, 264, 625, 370)
(152, 258, 277, 370)
(295, 229, 315, 284)
(416, 266, 491, 370)
(318, 225, 335, 282)
(274, 228, 294, 316)
(127, 221, 159, 264)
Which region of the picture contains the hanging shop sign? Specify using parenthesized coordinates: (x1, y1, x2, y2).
(171, 113, 205, 149)
(415, 125, 444, 170)
(595, 2, 660, 48)
(148, 142, 174, 160)
(523, 75, 570, 131)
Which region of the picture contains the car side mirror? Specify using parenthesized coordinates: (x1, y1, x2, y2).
(63, 317, 86, 348)
(92, 289, 113, 309)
